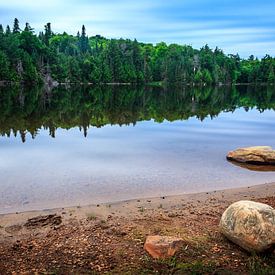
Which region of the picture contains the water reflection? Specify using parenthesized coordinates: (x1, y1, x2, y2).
(1, 84, 275, 143)
(2, 85, 275, 213)
(228, 160, 275, 172)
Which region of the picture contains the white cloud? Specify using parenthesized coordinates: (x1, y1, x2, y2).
(1, 0, 274, 57)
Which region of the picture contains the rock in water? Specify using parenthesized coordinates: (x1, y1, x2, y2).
(220, 201, 275, 253)
(227, 146, 275, 165)
(144, 236, 184, 259)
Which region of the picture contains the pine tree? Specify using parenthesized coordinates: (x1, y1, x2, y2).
(79, 25, 89, 53)
(44, 22, 52, 46)
(6, 25, 11, 35)
(38, 31, 44, 41)
(13, 18, 20, 33)
(81, 25, 86, 37)
(24, 22, 33, 32)
(0, 24, 3, 35)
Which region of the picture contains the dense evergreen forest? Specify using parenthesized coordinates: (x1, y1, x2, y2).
(0, 18, 275, 85)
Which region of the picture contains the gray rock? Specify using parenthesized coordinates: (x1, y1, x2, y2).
(220, 200, 275, 253)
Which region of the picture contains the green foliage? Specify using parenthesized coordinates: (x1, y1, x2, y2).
(248, 255, 275, 275)
(44, 22, 52, 46)
(12, 18, 20, 34)
(0, 24, 3, 35)
(194, 70, 203, 84)
(140, 255, 217, 275)
(268, 66, 275, 83)
(5, 25, 11, 35)
(202, 69, 213, 84)
(0, 18, 275, 84)
(79, 25, 90, 54)
(0, 50, 10, 80)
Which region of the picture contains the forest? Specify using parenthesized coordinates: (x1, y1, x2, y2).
(0, 18, 275, 85)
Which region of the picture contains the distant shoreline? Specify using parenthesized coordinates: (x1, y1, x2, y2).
(0, 80, 274, 87)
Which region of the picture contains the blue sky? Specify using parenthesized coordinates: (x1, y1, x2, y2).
(1, 0, 275, 57)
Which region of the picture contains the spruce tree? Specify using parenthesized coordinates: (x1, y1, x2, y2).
(80, 25, 86, 53)
(44, 22, 52, 46)
(0, 24, 3, 35)
(6, 25, 11, 35)
(79, 25, 89, 53)
(13, 18, 20, 33)
(81, 25, 86, 37)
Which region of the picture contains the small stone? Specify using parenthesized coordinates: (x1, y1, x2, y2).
(144, 235, 184, 259)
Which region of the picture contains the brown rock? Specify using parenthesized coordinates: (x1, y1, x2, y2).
(25, 214, 62, 228)
(144, 235, 184, 259)
(227, 146, 275, 165)
(220, 201, 275, 253)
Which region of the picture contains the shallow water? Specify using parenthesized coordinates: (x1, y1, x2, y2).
(1, 85, 275, 213)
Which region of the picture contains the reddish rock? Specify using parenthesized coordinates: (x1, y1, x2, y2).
(144, 235, 184, 259)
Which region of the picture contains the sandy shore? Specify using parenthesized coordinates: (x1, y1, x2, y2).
(0, 182, 274, 274)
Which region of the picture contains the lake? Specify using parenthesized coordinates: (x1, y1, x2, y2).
(1, 84, 275, 214)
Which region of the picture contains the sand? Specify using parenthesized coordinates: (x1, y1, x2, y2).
(0, 182, 274, 274)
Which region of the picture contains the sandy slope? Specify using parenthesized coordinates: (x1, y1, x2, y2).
(0, 182, 274, 274)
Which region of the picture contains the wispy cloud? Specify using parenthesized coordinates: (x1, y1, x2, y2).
(1, 0, 274, 57)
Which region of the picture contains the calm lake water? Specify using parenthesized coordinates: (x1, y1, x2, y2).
(1, 85, 275, 213)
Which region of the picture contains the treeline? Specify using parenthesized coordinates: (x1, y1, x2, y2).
(0, 18, 275, 85)
(1, 84, 275, 142)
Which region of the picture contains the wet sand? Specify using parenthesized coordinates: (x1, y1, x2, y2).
(1, 181, 275, 226)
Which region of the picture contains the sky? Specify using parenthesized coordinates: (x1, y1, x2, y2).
(1, 0, 275, 57)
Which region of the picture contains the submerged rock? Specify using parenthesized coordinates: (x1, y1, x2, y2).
(144, 235, 184, 259)
(227, 146, 275, 165)
(220, 201, 275, 253)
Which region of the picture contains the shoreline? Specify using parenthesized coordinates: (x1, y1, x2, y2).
(0, 182, 274, 273)
(1, 181, 275, 218)
(1, 80, 274, 87)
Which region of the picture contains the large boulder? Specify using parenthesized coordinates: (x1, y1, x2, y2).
(227, 146, 275, 165)
(144, 236, 184, 259)
(220, 201, 275, 253)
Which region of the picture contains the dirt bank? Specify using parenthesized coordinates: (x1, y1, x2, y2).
(0, 182, 274, 274)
